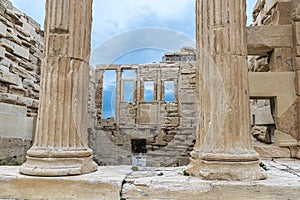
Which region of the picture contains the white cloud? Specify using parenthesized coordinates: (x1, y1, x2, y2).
(10, 0, 255, 50)
(92, 0, 195, 47)
(10, 0, 45, 26)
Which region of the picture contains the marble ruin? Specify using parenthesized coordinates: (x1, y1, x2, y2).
(248, 0, 300, 159)
(0, 0, 299, 187)
(19, 0, 98, 176)
(185, 0, 267, 180)
(0, 0, 43, 165)
(92, 61, 196, 167)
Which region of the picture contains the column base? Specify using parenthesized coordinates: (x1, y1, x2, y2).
(20, 148, 98, 176)
(186, 152, 267, 181)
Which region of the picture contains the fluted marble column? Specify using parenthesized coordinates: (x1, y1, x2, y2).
(186, 0, 266, 180)
(291, 0, 300, 158)
(20, 0, 97, 176)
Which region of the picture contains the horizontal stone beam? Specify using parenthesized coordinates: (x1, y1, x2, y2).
(249, 72, 297, 117)
(247, 25, 293, 55)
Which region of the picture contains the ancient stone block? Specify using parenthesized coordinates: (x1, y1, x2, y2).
(8, 85, 25, 96)
(0, 82, 8, 93)
(0, 71, 22, 86)
(277, 101, 299, 140)
(295, 70, 300, 95)
(275, 130, 298, 147)
(247, 25, 293, 55)
(0, 93, 17, 104)
(269, 48, 293, 71)
(253, 144, 291, 159)
(0, 138, 31, 165)
(0, 57, 12, 68)
(295, 46, 300, 56)
(16, 96, 33, 107)
(13, 43, 29, 60)
(251, 101, 274, 125)
(0, 38, 14, 52)
(249, 72, 297, 118)
(0, 46, 5, 58)
(139, 104, 158, 124)
(0, 113, 34, 140)
(294, 21, 300, 45)
(269, 2, 291, 25)
(250, 56, 269, 72)
(0, 102, 27, 115)
(0, 20, 7, 37)
(289, 147, 300, 159)
(294, 57, 300, 70)
(179, 90, 195, 103)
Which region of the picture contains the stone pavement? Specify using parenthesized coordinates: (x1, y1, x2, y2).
(0, 159, 299, 200)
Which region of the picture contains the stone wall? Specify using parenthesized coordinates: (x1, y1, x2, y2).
(248, 0, 300, 158)
(90, 62, 197, 167)
(0, 0, 43, 165)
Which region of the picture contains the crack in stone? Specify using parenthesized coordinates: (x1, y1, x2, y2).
(273, 160, 300, 178)
(119, 169, 135, 199)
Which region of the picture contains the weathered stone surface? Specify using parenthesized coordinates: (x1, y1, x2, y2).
(0, 138, 32, 165)
(249, 72, 297, 117)
(253, 1, 292, 25)
(186, 0, 266, 180)
(247, 25, 293, 55)
(1, 160, 300, 199)
(296, 70, 300, 95)
(269, 48, 293, 71)
(253, 144, 291, 158)
(0, 166, 132, 200)
(0, 0, 43, 118)
(249, 56, 270, 72)
(251, 126, 271, 143)
(0, 92, 17, 104)
(290, 147, 300, 159)
(122, 160, 300, 200)
(0, 21, 7, 37)
(20, 0, 97, 176)
(0, 102, 27, 115)
(250, 99, 274, 125)
(93, 62, 196, 167)
(277, 101, 299, 140)
(0, 46, 4, 58)
(275, 130, 298, 147)
(0, 102, 34, 165)
(0, 103, 34, 140)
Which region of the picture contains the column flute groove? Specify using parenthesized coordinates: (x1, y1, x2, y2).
(20, 0, 97, 176)
(186, 0, 266, 180)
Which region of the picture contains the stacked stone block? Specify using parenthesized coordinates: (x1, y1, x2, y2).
(0, 0, 43, 117)
(249, 0, 300, 158)
(92, 62, 197, 167)
(0, 0, 43, 165)
(291, 0, 300, 158)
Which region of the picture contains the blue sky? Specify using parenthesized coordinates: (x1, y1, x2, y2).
(11, 0, 257, 118)
(11, 0, 256, 65)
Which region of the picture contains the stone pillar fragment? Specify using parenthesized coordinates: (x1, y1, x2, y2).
(115, 69, 121, 123)
(291, 0, 300, 157)
(20, 0, 97, 176)
(95, 70, 104, 122)
(186, 0, 266, 180)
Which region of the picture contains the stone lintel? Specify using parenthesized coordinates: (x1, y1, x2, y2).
(247, 25, 293, 55)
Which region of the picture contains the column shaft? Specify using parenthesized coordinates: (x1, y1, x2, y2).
(291, 0, 300, 158)
(20, 0, 97, 176)
(186, 0, 266, 180)
(115, 69, 121, 123)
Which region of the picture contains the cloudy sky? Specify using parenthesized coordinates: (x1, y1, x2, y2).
(10, 0, 256, 118)
(11, 0, 256, 64)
